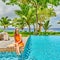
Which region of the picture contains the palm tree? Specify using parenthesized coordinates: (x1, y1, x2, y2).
(11, 18, 26, 31)
(26, 0, 59, 34)
(0, 16, 11, 31)
(31, 15, 36, 32)
(2, 0, 60, 33)
(2, 0, 29, 5)
(18, 19, 26, 30)
(38, 8, 56, 32)
(11, 18, 19, 28)
(15, 4, 35, 32)
(43, 20, 52, 32)
(4, 0, 60, 6)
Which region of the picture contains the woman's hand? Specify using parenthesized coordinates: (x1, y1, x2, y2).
(15, 43, 18, 45)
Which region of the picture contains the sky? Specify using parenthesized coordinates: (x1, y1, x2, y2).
(0, 0, 20, 19)
(0, 0, 60, 28)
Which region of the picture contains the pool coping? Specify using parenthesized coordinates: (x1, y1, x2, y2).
(0, 47, 16, 52)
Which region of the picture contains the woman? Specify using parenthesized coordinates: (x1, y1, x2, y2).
(14, 28, 24, 55)
(8, 28, 24, 55)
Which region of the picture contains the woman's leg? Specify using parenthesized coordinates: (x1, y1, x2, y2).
(15, 43, 20, 55)
(20, 46, 24, 51)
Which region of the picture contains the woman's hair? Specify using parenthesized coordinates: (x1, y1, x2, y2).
(15, 28, 19, 34)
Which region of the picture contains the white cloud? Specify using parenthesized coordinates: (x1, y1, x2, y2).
(50, 17, 60, 28)
(0, 8, 4, 15)
(0, 0, 20, 19)
(54, 6, 60, 16)
(48, 5, 60, 28)
(48, 4, 60, 16)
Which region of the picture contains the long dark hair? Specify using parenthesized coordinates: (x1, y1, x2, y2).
(15, 28, 19, 35)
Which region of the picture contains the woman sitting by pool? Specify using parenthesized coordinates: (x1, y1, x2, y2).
(8, 28, 24, 55)
(14, 28, 24, 55)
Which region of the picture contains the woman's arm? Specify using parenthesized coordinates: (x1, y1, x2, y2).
(17, 34, 22, 44)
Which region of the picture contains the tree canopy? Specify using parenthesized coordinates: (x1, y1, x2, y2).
(2, 0, 60, 33)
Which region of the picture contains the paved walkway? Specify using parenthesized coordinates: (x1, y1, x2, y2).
(0, 37, 28, 48)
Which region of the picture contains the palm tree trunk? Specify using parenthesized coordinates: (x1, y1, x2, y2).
(21, 27, 24, 31)
(45, 30, 47, 32)
(39, 23, 42, 32)
(35, 4, 38, 34)
(27, 23, 30, 32)
(4, 26, 6, 31)
(33, 24, 35, 32)
(22, 28, 24, 31)
(39, 25, 41, 32)
(39, 24, 42, 32)
(45, 30, 47, 35)
(28, 25, 30, 32)
(27, 22, 30, 32)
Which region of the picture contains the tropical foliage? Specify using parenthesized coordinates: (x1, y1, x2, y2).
(0, 16, 11, 30)
(2, 0, 60, 34)
(11, 18, 26, 30)
(38, 7, 56, 32)
(43, 20, 52, 32)
(15, 3, 36, 32)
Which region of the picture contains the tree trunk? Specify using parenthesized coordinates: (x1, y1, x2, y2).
(28, 25, 30, 32)
(22, 28, 24, 31)
(21, 27, 24, 31)
(45, 30, 47, 32)
(4, 26, 6, 31)
(27, 22, 30, 32)
(39, 22, 42, 32)
(39, 25, 42, 32)
(33, 24, 35, 32)
(20, 27, 23, 32)
(45, 30, 47, 35)
(35, 4, 38, 34)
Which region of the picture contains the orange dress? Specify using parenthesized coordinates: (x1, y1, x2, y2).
(14, 34, 24, 47)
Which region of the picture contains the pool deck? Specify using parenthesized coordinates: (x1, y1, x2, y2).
(0, 37, 28, 52)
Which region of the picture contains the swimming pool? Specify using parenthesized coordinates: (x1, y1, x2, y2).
(0, 52, 19, 60)
(21, 35, 60, 60)
(0, 35, 60, 60)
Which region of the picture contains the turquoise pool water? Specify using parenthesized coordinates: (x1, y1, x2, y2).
(21, 35, 60, 60)
(0, 52, 20, 60)
(0, 35, 60, 60)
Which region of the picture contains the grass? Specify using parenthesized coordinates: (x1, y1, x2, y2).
(39, 32, 60, 35)
(8, 31, 60, 37)
(0, 30, 60, 37)
(8, 31, 34, 37)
